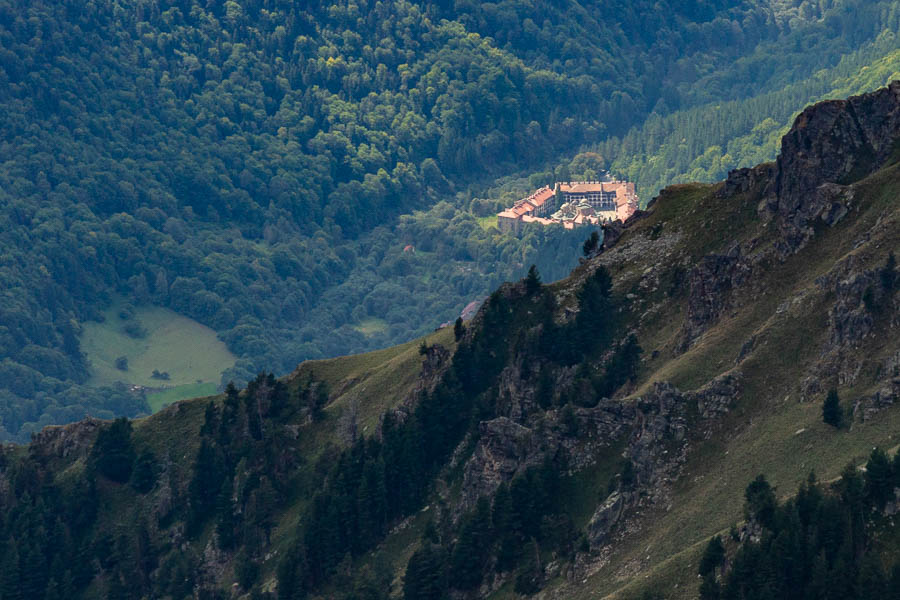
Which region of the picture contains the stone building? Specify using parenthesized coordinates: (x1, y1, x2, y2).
(497, 180, 638, 232)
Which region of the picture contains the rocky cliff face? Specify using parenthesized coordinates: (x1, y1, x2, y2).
(28, 417, 104, 459)
(766, 81, 900, 253)
(448, 84, 900, 594)
(458, 366, 741, 543)
(678, 248, 751, 350)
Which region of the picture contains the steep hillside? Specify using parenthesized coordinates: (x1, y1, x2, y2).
(6, 0, 900, 441)
(2, 84, 900, 600)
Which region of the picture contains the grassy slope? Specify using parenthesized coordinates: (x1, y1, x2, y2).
(65, 324, 456, 595)
(146, 383, 218, 412)
(302, 160, 900, 599)
(42, 139, 900, 599)
(547, 162, 900, 599)
(192, 156, 897, 599)
(289, 325, 455, 437)
(81, 299, 236, 394)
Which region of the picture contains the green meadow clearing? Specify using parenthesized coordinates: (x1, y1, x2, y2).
(352, 317, 389, 337)
(80, 300, 236, 410)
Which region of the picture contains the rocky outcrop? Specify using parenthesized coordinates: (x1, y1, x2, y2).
(600, 220, 626, 251)
(800, 253, 896, 399)
(719, 163, 775, 199)
(394, 343, 453, 420)
(853, 379, 900, 422)
(459, 372, 742, 529)
(587, 491, 627, 544)
(597, 207, 652, 255)
(459, 417, 545, 510)
(690, 373, 742, 422)
(828, 270, 877, 347)
(586, 376, 740, 546)
(496, 359, 537, 422)
(764, 81, 900, 253)
(677, 246, 751, 351)
(28, 417, 104, 460)
(776, 82, 900, 200)
(421, 343, 450, 378)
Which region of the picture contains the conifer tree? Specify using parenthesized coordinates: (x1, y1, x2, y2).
(525, 264, 542, 295)
(90, 417, 136, 483)
(130, 450, 158, 494)
(699, 535, 725, 577)
(276, 542, 309, 600)
(449, 497, 492, 590)
(453, 317, 464, 341)
(187, 439, 227, 535)
(880, 251, 897, 293)
(219, 381, 241, 443)
(200, 401, 219, 437)
(216, 480, 236, 551)
(699, 573, 721, 600)
(823, 388, 843, 428)
(1, 544, 21, 600)
(583, 230, 600, 256)
(744, 474, 776, 529)
(403, 543, 447, 600)
(134, 520, 156, 590)
(864, 447, 894, 509)
(19, 539, 47, 599)
(106, 571, 129, 600)
(43, 578, 61, 600)
(893, 451, 900, 490)
(857, 554, 888, 598)
(514, 539, 542, 595)
(492, 484, 520, 572)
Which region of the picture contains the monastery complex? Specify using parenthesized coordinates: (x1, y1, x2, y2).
(497, 179, 638, 233)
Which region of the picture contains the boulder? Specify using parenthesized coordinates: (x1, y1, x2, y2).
(587, 491, 627, 544)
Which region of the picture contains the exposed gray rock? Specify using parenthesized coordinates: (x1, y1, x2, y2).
(885, 350, 900, 378)
(496, 359, 536, 421)
(853, 378, 900, 422)
(584, 377, 740, 547)
(736, 335, 756, 363)
(458, 417, 544, 510)
(596, 208, 652, 255)
(719, 163, 774, 199)
(800, 263, 886, 399)
(391, 343, 454, 425)
(678, 247, 751, 351)
(829, 271, 876, 347)
(764, 81, 900, 254)
(587, 491, 627, 544)
(600, 220, 625, 252)
(690, 373, 742, 421)
(29, 417, 104, 460)
(421, 343, 450, 377)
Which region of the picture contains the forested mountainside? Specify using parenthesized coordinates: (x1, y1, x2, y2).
(2, 83, 900, 600)
(4, 1, 900, 440)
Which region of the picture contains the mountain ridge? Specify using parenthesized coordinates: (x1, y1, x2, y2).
(2, 82, 900, 600)
(5, 0, 900, 441)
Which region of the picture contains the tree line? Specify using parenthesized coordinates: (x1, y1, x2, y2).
(699, 448, 900, 600)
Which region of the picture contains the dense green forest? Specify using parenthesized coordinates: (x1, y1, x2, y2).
(598, 30, 900, 199)
(4, 0, 900, 440)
